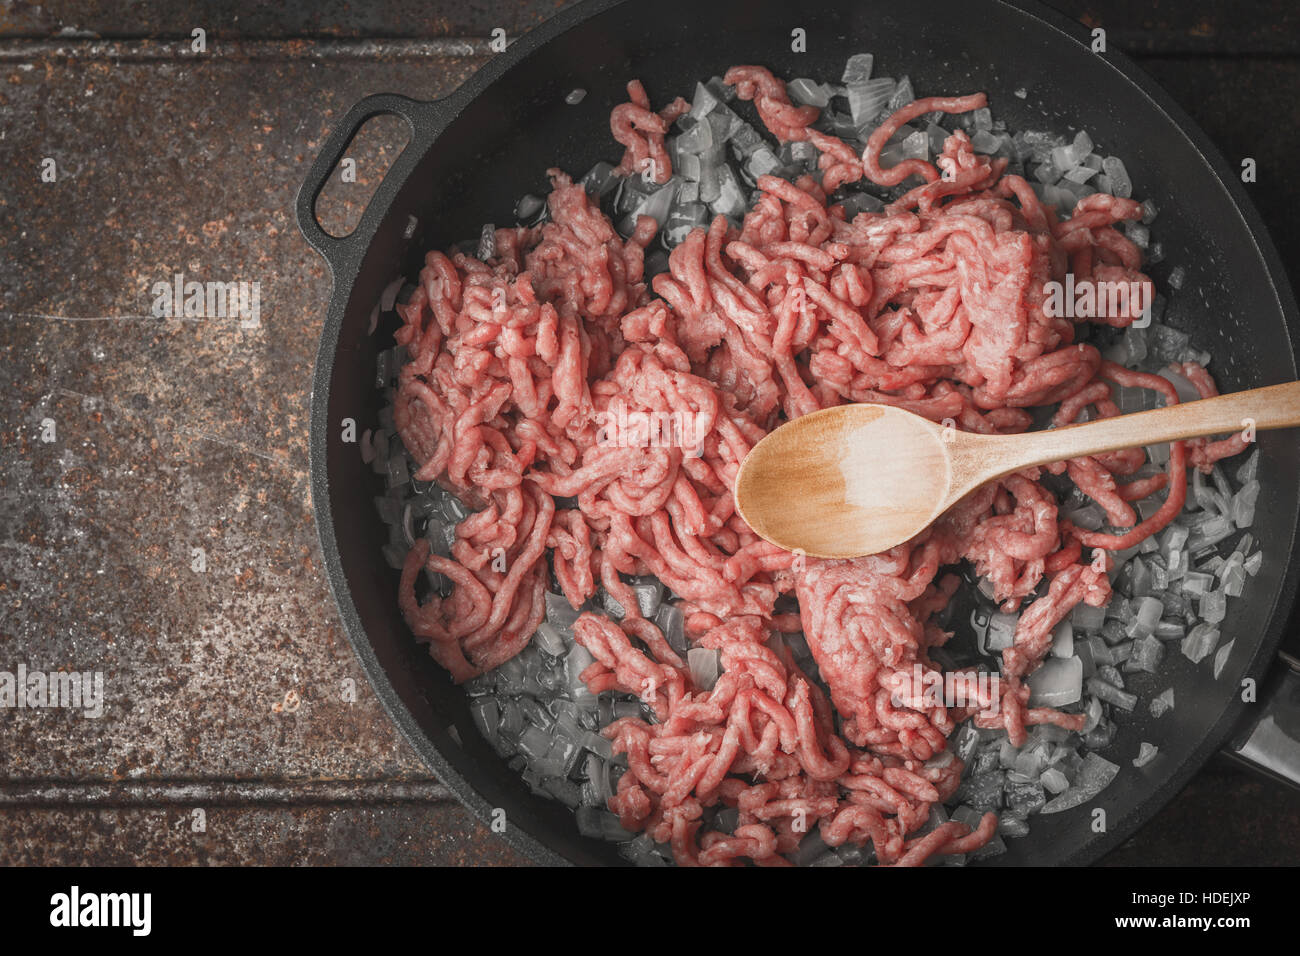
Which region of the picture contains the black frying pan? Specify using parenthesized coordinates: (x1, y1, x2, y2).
(295, 0, 1300, 865)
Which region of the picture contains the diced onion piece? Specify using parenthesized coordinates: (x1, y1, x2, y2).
(1149, 687, 1175, 718)
(1213, 639, 1235, 679)
(1040, 753, 1119, 814)
(1050, 619, 1073, 659)
(687, 647, 722, 691)
(1180, 623, 1221, 664)
(1133, 742, 1158, 768)
(1027, 656, 1083, 707)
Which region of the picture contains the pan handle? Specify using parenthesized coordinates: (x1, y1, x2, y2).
(1225, 652, 1300, 788)
(295, 92, 459, 274)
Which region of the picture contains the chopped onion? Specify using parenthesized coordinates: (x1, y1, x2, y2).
(1125, 595, 1162, 639)
(986, 611, 1019, 651)
(847, 77, 895, 128)
(1041, 768, 1070, 794)
(1213, 639, 1235, 679)
(1199, 588, 1227, 624)
(534, 621, 568, 657)
(1071, 602, 1106, 632)
(1149, 686, 1175, 718)
(1132, 742, 1158, 768)
(1027, 656, 1083, 707)
(1040, 753, 1119, 813)
(1232, 479, 1260, 528)
(787, 77, 833, 108)
(687, 647, 722, 691)
(1086, 675, 1137, 711)
(1050, 619, 1074, 659)
(654, 604, 688, 656)
(1180, 623, 1221, 664)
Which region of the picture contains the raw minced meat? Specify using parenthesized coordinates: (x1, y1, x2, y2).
(391, 68, 1241, 866)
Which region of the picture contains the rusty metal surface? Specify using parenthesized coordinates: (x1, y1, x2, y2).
(0, 33, 533, 863)
(0, 1, 578, 40)
(0, 803, 528, 865)
(0, 0, 1297, 865)
(4, 0, 1298, 53)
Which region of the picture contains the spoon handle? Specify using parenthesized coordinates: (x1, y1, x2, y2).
(989, 380, 1300, 472)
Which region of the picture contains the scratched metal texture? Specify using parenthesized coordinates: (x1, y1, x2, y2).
(0, 0, 1297, 865)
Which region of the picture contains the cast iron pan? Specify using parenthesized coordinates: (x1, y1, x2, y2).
(296, 0, 1300, 865)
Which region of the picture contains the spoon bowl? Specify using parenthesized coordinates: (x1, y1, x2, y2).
(734, 404, 956, 560)
(735, 381, 1300, 559)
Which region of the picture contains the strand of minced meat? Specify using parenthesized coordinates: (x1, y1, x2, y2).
(392, 71, 1245, 866)
(611, 80, 691, 184)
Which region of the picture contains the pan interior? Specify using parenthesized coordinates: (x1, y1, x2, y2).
(314, 0, 1300, 866)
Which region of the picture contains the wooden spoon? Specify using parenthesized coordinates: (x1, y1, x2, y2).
(734, 382, 1300, 560)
